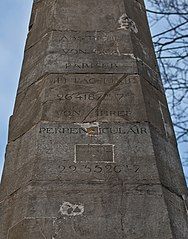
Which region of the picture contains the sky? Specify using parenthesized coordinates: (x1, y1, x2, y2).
(0, 0, 33, 177)
(0, 1, 187, 181)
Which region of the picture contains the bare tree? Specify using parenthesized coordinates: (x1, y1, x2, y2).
(146, 0, 188, 144)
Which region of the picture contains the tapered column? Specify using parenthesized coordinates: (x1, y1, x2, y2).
(0, 0, 188, 238)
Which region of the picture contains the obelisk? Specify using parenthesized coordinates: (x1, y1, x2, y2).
(0, 0, 188, 238)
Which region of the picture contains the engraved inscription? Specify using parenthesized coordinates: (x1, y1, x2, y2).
(51, 30, 133, 57)
(42, 30, 136, 73)
(56, 92, 133, 101)
(49, 74, 139, 85)
(42, 74, 142, 122)
(64, 62, 119, 69)
(58, 164, 125, 175)
(39, 125, 148, 135)
(58, 31, 128, 43)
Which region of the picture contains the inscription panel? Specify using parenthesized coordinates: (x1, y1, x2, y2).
(48, 30, 133, 56)
(21, 25, 163, 94)
(19, 29, 137, 92)
(18, 55, 137, 93)
(24, 30, 135, 73)
(41, 74, 146, 123)
(34, 122, 160, 183)
(11, 74, 147, 141)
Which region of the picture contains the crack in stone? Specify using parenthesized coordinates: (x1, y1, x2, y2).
(12, 77, 45, 125)
(161, 184, 188, 217)
(26, 29, 71, 52)
(6, 217, 52, 238)
(36, 219, 47, 239)
(119, 180, 125, 238)
(81, 73, 132, 122)
(26, 33, 49, 52)
(182, 195, 188, 216)
(52, 217, 64, 239)
(161, 183, 185, 199)
(17, 73, 49, 95)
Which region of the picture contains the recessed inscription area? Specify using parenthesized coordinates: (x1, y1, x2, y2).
(20, 30, 137, 91)
(38, 123, 149, 168)
(49, 30, 133, 56)
(75, 144, 114, 163)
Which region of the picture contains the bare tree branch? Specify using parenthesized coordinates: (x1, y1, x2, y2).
(146, 0, 188, 148)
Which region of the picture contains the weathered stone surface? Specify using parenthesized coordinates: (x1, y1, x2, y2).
(0, 200, 11, 239)
(8, 218, 53, 239)
(1, 0, 188, 238)
(0, 126, 38, 200)
(151, 126, 187, 196)
(162, 188, 188, 239)
(6, 182, 174, 239)
(141, 78, 176, 143)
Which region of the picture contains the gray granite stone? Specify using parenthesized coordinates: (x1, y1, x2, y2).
(1, 0, 187, 238)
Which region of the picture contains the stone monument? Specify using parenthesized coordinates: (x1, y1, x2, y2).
(0, 0, 188, 238)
